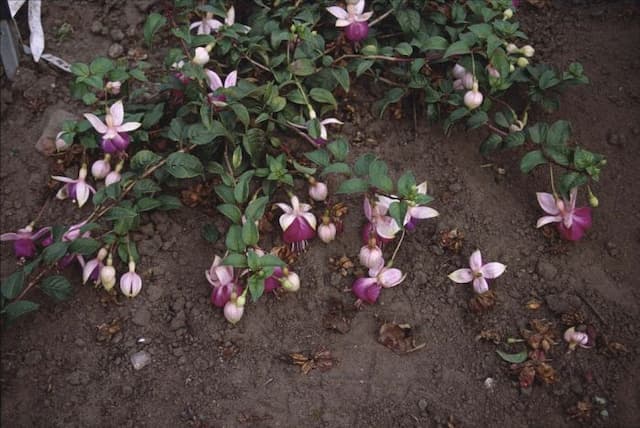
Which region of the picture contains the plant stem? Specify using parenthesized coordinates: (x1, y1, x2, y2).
(549, 164, 558, 197)
(15, 268, 49, 301)
(370, 8, 394, 27)
(389, 229, 406, 266)
(486, 123, 508, 137)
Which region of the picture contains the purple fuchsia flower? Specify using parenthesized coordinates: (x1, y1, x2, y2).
(120, 260, 142, 298)
(276, 195, 317, 252)
(264, 266, 284, 292)
(52, 164, 96, 208)
(82, 248, 108, 286)
(327, 0, 373, 42)
(376, 182, 439, 231)
(362, 197, 401, 244)
(84, 101, 141, 154)
(206, 255, 241, 307)
(448, 250, 506, 294)
(536, 188, 592, 241)
(57, 221, 91, 269)
(205, 69, 237, 107)
(352, 264, 405, 305)
(1, 224, 51, 259)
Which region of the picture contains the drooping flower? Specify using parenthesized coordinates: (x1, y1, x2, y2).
(120, 260, 142, 298)
(105, 81, 121, 95)
(289, 117, 344, 146)
(82, 248, 108, 285)
(448, 250, 506, 294)
(84, 101, 141, 154)
(327, 0, 373, 42)
(308, 179, 328, 202)
(521, 45, 535, 58)
(486, 64, 500, 78)
(376, 182, 439, 231)
(276, 195, 317, 251)
(318, 218, 337, 243)
(52, 164, 96, 208)
(352, 264, 405, 304)
(564, 327, 592, 351)
(362, 197, 401, 243)
(359, 237, 384, 270)
(192, 46, 210, 65)
(206, 255, 240, 307)
(91, 155, 111, 180)
(190, 7, 250, 35)
(0, 224, 51, 259)
(57, 221, 90, 269)
(205, 69, 237, 107)
(536, 188, 592, 241)
(464, 83, 483, 110)
(264, 266, 284, 293)
(224, 293, 245, 324)
(105, 160, 124, 187)
(100, 256, 117, 291)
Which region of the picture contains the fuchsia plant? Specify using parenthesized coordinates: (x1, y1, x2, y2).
(327, 0, 373, 42)
(205, 69, 237, 107)
(448, 250, 506, 294)
(84, 101, 141, 154)
(536, 188, 592, 241)
(52, 164, 96, 208)
(277, 195, 317, 252)
(352, 263, 405, 305)
(120, 260, 143, 298)
(362, 197, 400, 244)
(0, 224, 50, 259)
(206, 255, 241, 307)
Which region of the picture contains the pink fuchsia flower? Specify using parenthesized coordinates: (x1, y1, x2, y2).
(486, 64, 500, 78)
(536, 188, 592, 241)
(327, 0, 373, 42)
(82, 248, 108, 285)
(206, 255, 241, 307)
(84, 101, 141, 154)
(105, 81, 121, 95)
(276, 195, 317, 251)
(352, 264, 405, 305)
(224, 294, 245, 324)
(376, 182, 439, 231)
(58, 221, 91, 269)
(120, 260, 142, 297)
(1, 224, 51, 259)
(564, 327, 592, 351)
(205, 69, 237, 107)
(362, 196, 401, 243)
(191, 7, 250, 35)
(318, 221, 337, 244)
(52, 164, 96, 208)
(359, 238, 384, 270)
(448, 250, 506, 294)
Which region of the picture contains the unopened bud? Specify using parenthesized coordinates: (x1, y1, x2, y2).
(281, 271, 300, 292)
(309, 180, 328, 201)
(506, 43, 519, 54)
(521, 45, 535, 58)
(192, 47, 210, 65)
(516, 57, 529, 68)
(588, 190, 599, 208)
(318, 222, 336, 243)
(503, 8, 513, 19)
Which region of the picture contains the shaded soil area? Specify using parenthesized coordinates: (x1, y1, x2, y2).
(1, 1, 639, 427)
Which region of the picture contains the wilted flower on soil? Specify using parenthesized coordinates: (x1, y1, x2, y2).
(205, 69, 237, 106)
(448, 249, 506, 294)
(82, 247, 108, 285)
(0, 224, 51, 259)
(352, 264, 405, 305)
(362, 197, 401, 243)
(52, 164, 96, 208)
(564, 327, 592, 351)
(84, 101, 141, 154)
(276, 195, 317, 251)
(327, 0, 373, 42)
(120, 260, 142, 298)
(536, 188, 592, 241)
(206, 255, 240, 307)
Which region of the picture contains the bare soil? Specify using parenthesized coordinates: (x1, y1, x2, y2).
(1, 1, 639, 427)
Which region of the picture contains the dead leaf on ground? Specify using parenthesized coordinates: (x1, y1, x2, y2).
(439, 228, 464, 253)
(287, 349, 337, 374)
(96, 318, 123, 342)
(475, 329, 502, 344)
(468, 289, 496, 313)
(377, 322, 426, 354)
(567, 400, 593, 422)
(329, 255, 358, 277)
(322, 297, 355, 334)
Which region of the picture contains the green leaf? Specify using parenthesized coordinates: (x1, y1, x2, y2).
(225, 225, 246, 252)
(223, 253, 248, 268)
(133, 179, 161, 195)
(40, 276, 73, 302)
(142, 103, 165, 129)
(327, 139, 349, 162)
(288, 59, 315, 76)
(419, 36, 448, 51)
(130, 150, 162, 171)
(354, 153, 375, 176)
(89, 57, 113, 75)
(368, 160, 393, 193)
(70, 62, 90, 77)
(331, 67, 350, 92)
(309, 88, 337, 110)
(480, 134, 503, 156)
(248, 275, 264, 302)
(242, 221, 259, 246)
(135, 197, 163, 212)
(573, 147, 597, 170)
(443, 40, 470, 58)
(546, 120, 571, 146)
(304, 149, 330, 167)
(395, 9, 421, 33)
(1, 270, 25, 299)
(166, 152, 204, 178)
(3, 300, 39, 322)
(468, 23, 492, 39)
(82, 92, 98, 105)
(504, 131, 525, 149)
(395, 42, 413, 56)
(201, 224, 219, 243)
(466, 111, 488, 130)
(105, 206, 138, 220)
(388, 201, 408, 230)
(397, 171, 416, 197)
(527, 123, 548, 145)
(143, 12, 167, 47)
(292, 160, 316, 175)
(230, 103, 250, 127)
(129, 68, 148, 82)
(258, 254, 285, 268)
(496, 349, 528, 364)
(321, 162, 351, 176)
(558, 172, 588, 197)
(245, 196, 269, 222)
(43, 242, 70, 264)
(234, 171, 254, 204)
(355, 60, 374, 77)
(217, 204, 243, 224)
(157, 195, 183, 211)
(520, 150, 547, 173)
(336, 178, 369, 194)
(68, 238, 101, 255)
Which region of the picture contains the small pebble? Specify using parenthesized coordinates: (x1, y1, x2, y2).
(130, 351, 151, 370)
(108, 43, 124, 59)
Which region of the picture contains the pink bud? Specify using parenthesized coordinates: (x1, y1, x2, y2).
(453, 79, 464, 91)
(192, 47, 210, 65)
(464, 89, 483, 110)
(55, 132, 70, 151)
(91, 157, 111, 179)
(318, 222, 336, 243)
(462, 73, 475, 90)
(224, 300, 244, 324)
(281, 271, 300, 292)
(105, 81, 121, 95)
(452, 64, 466, 79)
(359, 245, 383, 270)
(120, 261, 142, 297)
(486, 65, 500, 78)
(564, 327, 591, 349)
(309, 181, 328, 201)
(105, 171, 121, 186)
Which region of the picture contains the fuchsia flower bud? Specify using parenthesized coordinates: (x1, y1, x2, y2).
(224, 293, 245, 324)
(105, 81, 121, 95)
(91, 154, 111, 180)
(318, 216, 337, 243)
(276, 195, 317, 252)
(100, 256, 117, 291)
(105, 160, 124, 187)
(308, 179, 328, 202)
(120, 260, 142, 297)
(564, 327, 592, 350)
(521, 45, 535, 58)
(464, 84, 483, 110)
(359, 238, 384, 270)
(192, 47, 210, 65)
(55, 131, 70, 152)
(462, 72, 475, 90)
(486, 65, 500, 78)
(0, 223, 51, 259)
(281, 270, 300, 292)
(452, 64, 467, 79)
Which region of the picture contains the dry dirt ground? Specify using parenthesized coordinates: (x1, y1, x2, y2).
(1, 1, 639, 427)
